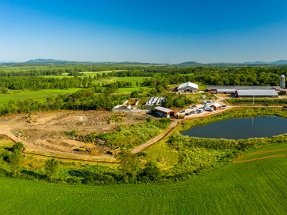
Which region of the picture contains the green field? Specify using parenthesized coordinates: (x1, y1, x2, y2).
(236, 143, 287, 162)
(117, 86, 151, 93)
(1, 153, 287, 214)
(0, 89, 81, 105)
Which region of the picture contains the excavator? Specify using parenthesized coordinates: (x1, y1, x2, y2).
(26, 114, 37, 123)
(76, 143, 96, 153)
(106, 147, 120, 156)
(118, 112, 126, 117)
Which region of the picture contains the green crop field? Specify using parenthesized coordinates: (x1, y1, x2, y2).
(1, 148, 287, 214)
(0, 88, 81, 105)
(236, 143, 287, 162)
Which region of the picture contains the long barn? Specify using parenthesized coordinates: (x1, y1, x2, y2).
(207, 85, 281, 94)
(235, 90, 278, 98)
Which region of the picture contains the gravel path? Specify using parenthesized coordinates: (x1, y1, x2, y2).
(131, 120, 182, 153)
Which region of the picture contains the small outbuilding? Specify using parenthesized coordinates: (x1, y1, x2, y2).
(210, 103, 221, 110)
(154, 107, 176, 118)
(178, 82, 199, 93)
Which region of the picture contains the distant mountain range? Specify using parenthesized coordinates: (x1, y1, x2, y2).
(1, 59, 287, 65)
(243, 60, 287, 65)
(178, 61, 202, 66)
(26, 59, 70, 63)
(178, 60, 287, 66)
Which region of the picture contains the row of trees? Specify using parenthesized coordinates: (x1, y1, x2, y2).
(0, 89, 129, 115)
(0, 142, 161, 184)
(0, 76, 94, 91)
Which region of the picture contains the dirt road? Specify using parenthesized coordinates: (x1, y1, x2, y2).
(131, 120, 181, 153)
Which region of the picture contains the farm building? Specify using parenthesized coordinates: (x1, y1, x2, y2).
(216, 89, 237, 94)
(210, 103, 221, 110)
(278, 89, 287, 95)
(207, 85, 281, 94)
(235, 90, 278, 98)
(154, 107, 176, 118)
(145, 97, 165, 106)
(178, 82, 199, 93)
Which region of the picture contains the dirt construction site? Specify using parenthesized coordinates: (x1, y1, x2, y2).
(0, 110, 148, 160)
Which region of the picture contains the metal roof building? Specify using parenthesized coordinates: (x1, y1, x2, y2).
(207, 85, 280, 90)
(154, 107, 176, 118)
(178, 82, 199, 92)
(216, 89, 237, 94)
(235, 90, 278, 98)
(207, 85, 282, 94)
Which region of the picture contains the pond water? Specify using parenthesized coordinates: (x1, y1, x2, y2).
(181, 116, 287, 139)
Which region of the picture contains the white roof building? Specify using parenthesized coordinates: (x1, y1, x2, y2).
(178, 82, 199, 92)
(236, 90, 278, 97)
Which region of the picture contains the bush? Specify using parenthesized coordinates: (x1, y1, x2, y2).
(12, 142, 24, 152)
(140, 161, 161, 182)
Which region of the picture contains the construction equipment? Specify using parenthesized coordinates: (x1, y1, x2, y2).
(118, 112, 126, 117)
(77, 143, 96, 152)
(107, 119, 116, 124)
(26, 114, 37, 123)
(106, 147, 120, 156)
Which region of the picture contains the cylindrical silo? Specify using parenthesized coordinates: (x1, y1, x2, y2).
(280, 75, 285, 89)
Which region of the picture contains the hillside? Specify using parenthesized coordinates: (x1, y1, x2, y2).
(0, 155, 287, 214)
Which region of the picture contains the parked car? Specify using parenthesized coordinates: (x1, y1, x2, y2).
(196, 108, 204, 113)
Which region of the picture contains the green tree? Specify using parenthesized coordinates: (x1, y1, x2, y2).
(117, 149, 140, 182)
(131, 91, 139, 98)
(44, 159, 59, 180)
(12, 142, 24, 152)
(141, 161, 161, 182)
(8, 151, 22, 176)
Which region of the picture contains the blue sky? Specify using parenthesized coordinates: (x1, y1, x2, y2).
(0, 0, 287, 63)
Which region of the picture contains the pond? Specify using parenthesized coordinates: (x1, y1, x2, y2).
(181, 116, 287, 139)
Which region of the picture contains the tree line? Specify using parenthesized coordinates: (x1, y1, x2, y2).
(0, 89, 129, 115)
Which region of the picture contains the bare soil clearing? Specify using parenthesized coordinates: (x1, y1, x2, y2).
(0, 110, 148, 160)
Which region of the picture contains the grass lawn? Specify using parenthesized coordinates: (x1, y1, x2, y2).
(114, 76, 145, 84)
(1, 151, 287, 214)
(0, 88, 81, 105)
(236, 143, 287, 161)
(116, 86, 151, 93)
(92, 76, 147, 86)
(145, 139, 178, 169)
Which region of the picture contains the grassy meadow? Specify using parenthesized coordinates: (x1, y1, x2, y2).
(0, 88, 81, 105)
(0, 153, 287, 214)
(235, 142, 287, 162)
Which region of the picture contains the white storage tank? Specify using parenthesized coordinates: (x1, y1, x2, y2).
(280, 75, 285, 89)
